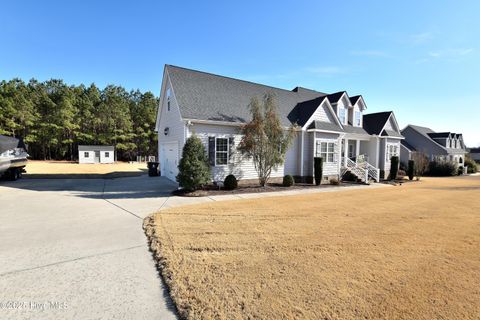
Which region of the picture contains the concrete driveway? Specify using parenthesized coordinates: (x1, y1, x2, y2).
(0, 175, 178, 320)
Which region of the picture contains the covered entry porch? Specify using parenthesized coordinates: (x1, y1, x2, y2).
(340, 135, 380, 182)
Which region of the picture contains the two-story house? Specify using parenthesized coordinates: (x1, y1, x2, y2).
(400, 124, 467, 167)
(156, 65, 404, 184)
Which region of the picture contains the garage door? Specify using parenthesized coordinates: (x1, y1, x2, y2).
(161, 142, 179, 182)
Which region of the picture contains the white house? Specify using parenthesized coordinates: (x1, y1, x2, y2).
(78, 145, 114, 164)
(156, 65, 404, 184)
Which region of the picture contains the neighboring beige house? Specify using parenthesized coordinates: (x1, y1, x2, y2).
(155, 65, 404, 184)
(78, 145, 114, 164)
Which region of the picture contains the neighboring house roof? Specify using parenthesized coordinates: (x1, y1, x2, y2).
(167, 65, 326, 126)
(401, 140, 416, 151)
(362, 112, 392, 135)
(78, 145, 114, 151)
(308, 120, 343, 132)
(427, 132, 450, 138)
(469, 147, 480, 153)
(402, 125, 465, 154)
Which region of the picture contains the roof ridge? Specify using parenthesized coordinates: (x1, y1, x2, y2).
(166, 64, 322, 95)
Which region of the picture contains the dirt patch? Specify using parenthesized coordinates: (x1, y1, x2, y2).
(24, 160, 147, 179)
(146, 176, 480, 319)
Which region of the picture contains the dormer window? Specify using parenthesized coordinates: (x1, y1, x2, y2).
(339, 108, 346, 124)
(355, 111, 361, 126)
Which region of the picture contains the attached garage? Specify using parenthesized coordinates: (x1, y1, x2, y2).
(159, 142, 179, 181)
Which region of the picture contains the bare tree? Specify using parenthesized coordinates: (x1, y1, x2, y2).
(411, 151, 429, 179)
(238, 93, 296, 186)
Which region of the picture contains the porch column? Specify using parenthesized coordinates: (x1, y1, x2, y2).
(344, 138, 349, 166)
(356, 140, 361, 158)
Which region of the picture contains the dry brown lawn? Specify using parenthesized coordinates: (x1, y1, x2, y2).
(25, 160, 146, 178)
(145, 176, 480, 320)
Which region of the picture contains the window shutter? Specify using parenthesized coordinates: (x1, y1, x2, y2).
(228, 137, 235, 164)
(208, 137, 216, 166)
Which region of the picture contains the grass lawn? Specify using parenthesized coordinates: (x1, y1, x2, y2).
(25, 160, 147, 178)
(146, 176, 480, 320)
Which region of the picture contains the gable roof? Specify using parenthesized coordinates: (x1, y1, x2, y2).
(327, 91, 347, 104)
(166, 65, 326, 126)
(427, 132, 450, 139)
(362, 112, 392, 135)
(349, 95, 361, 105)
(288, 96, 328, 126)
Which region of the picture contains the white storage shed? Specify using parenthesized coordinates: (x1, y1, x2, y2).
(78, 145, 115, 164)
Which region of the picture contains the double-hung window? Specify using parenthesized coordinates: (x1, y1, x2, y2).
(339, 108, 346, 124)
(84, 152, 89, 158)
(316, 141, 335, 163)
(355, 111, 361, 126)
(215, 138, 228, 165)
(386, 144, 399, 162)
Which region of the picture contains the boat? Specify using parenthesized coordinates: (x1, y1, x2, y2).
(0, 135, 29, 181)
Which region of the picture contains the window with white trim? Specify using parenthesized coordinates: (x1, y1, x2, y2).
(215, 138, 228, 165)
(339, 108, 346, 124)
(386, 144, 399, 162)
(355, 111, 361, 126)
(316, 141, 335, 163)
(166, 88, 171, 111)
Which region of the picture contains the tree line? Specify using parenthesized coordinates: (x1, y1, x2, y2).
(0, 78, 158, 161)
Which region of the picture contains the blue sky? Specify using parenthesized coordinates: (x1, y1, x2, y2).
(1, 0, 479, 146)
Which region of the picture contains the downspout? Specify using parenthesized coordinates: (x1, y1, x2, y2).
(300, 130, 304, 178)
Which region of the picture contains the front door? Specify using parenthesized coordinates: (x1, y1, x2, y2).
(348, 142, 355, 159)
(94, 150, 100, 163)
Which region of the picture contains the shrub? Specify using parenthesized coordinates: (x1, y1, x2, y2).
(283, 175, 294, 187)
(342, 171, 357, 182)
(389, 156, 399, 180)
(397, 169, 406, 179)
(457, 166, 464, 175)
(380, 169, 385, 180)
(314, 157, 323, 186)
(223, 174, 238, 190)
(465, 157, 478, 173)
(176, 135, 211, 191)
(407, 160, 415, 180)
(427, 161, 457, 176)
(329, 178, 340, 185)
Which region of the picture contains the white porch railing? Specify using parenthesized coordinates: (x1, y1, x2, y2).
(341, 155, 380, 183)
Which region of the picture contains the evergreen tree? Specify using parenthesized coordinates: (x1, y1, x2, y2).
(176, 135, 211, 191)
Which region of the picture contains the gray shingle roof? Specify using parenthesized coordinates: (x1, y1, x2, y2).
(308, 120, 343, 132)
(401, 140, 416, 151)
(343, 125, 369, 135)
(363, 112, 392, 135)
(167, 65, 325, 126)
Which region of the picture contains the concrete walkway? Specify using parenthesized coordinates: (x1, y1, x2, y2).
(0, 175, 388, 319)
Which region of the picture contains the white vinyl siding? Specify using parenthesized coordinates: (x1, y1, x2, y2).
(304, 100, 338, 128)
(187, 123, 284, 182)
(157, 73, 186, 172)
